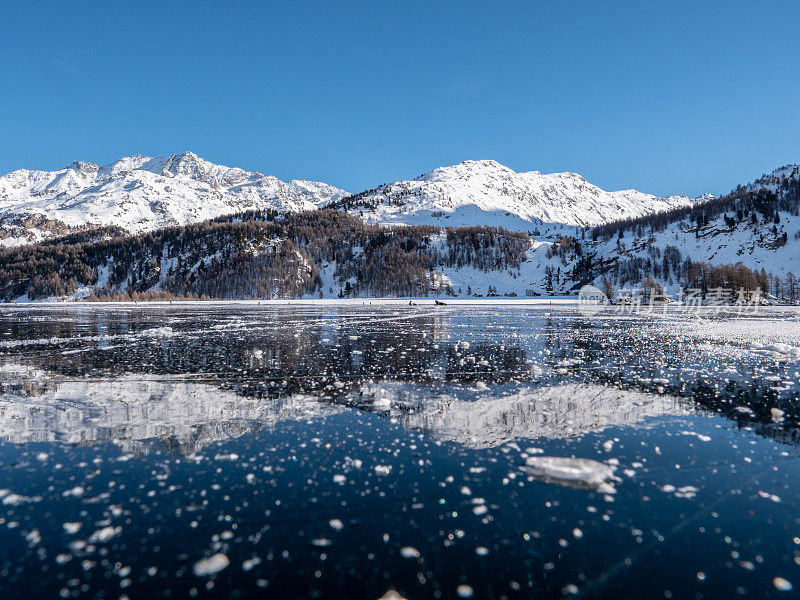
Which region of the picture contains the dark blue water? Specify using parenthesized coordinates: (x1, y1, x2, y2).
(0, 304, 798, 599)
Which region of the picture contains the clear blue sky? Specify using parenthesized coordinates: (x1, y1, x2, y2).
(1, 1, 798, 197)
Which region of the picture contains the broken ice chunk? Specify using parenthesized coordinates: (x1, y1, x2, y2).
(521, 456, 619, 492)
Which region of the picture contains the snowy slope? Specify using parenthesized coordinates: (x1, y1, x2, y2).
(741, 164, 800, 193)
(0, 151, 349, 245)
(511, 165, 800, 296)
(330, 159, 707, 230)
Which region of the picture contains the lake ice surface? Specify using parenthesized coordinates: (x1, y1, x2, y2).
(0, 303, 798, 599)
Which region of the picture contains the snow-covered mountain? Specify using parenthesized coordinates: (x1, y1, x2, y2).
(330, 159, 708, 230)
(320, 164, 800, 299)
(0, 151, 349, 245)
(0, 154, 711, 246)
(3, 154, 798, 302)
(508, 164, 800, 297)
(740, 164, 800, 193)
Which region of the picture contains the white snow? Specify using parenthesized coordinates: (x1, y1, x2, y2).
(373, 396, 392, 409)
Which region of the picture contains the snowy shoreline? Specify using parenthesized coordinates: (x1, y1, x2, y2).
(3, 297, 800, 311)
(0, 296, 583, 307)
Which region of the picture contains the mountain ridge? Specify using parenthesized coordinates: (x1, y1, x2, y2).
(0, 160, 797, 302)
(329, 158, 711, 230)
(0, 152, 722, 245)
(0, 151, 349, 245)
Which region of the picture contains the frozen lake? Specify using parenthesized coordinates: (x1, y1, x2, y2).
(0, 303, 799, 599)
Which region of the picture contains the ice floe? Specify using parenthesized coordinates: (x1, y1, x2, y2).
(521, 456, 619, 493)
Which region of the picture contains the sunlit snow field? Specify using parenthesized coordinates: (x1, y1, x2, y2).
(0, 302, 799, 599)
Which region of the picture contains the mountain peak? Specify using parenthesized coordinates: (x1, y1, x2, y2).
(340, 160, 700, 229)
(421, 159, 514, 180)
(740, 164, 800, 194)
(0, 152, 349, 244)
(163, 151, 213, 179)
(454, 159, 509, 170)
(69, 161, 99, 174)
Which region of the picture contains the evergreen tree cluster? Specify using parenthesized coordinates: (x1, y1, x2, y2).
(0, 210, 532, 301)
(592, 168, 800, 242)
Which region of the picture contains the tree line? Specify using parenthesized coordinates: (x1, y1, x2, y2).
(591, 167, 800, 242)
(0, 209, 532, 301)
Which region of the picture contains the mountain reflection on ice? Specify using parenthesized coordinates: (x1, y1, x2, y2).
(0, 365, 340, 454)
(0, 303, 799, 600)
(363, 382, 691, 447)
(0, 367, 688, 453)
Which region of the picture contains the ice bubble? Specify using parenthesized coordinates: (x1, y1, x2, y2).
(329, 519, 344, 531)
(242, 557, 261, 572)
(193, 553, 230, 576)
(63, 522, 82, 534)
(88, 526, 121, 543)
(562, 583, 579, 595)
(400, 546, 420, 558)
(25, 530, 41, 546)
